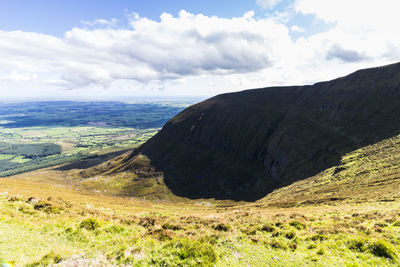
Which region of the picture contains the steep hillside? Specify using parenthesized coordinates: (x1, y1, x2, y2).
(93, 62, 400, 201)
(260, 131, 400, 206)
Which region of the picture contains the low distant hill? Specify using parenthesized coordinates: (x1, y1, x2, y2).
(88, 62, 400, 201)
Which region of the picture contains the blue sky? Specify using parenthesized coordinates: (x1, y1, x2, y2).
(0, 1, 258, 34)
(0, 0, 399, 100)
(0, 0, 300, 36)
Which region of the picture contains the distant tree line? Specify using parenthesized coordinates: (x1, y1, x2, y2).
(0, 143, 61, 159)
(0, 153, 89, 177)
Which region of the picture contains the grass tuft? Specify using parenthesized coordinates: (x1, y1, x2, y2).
(317, 248, 325, 255)
(348, 239, 396, 260)
(369, 240, 396, 260)
(162, 223, 182, 231)
(310, 234, 327, 241)
(151, 239, 217, 266)
(348, 239, 367, 252)
(79, 218, 101, 231)
(284, 231, 296, 240)
(26, 251, 62, 267)
(269, 240, 288, 250)
(289, 221, 306, 230)
(260, 223, 275, 232)
(139, 217, 156, 228)
(212, 223, 231, 232)
(148, 229, 174, 241)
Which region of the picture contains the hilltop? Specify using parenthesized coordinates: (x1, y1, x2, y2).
(2, 63, 400, 265)
(87, 62, 400, 201)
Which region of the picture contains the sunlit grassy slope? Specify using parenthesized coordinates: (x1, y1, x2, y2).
(0, 178, 399, 266)
(1, 131, 400, 265)
(261, 131, 400, 206)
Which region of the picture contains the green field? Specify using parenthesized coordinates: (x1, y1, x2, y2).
(0, 126, 159, 176)
(0, 101, 192, 177)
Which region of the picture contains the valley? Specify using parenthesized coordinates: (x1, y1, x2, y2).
(1, 111, 400, 265)
(0, 101, 192, 177)
(1, 64, 400, 266)
(2, 1, 400, 266)
(0, 157, 399, 266)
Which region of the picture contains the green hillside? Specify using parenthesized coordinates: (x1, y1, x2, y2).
(261, 130, 400, 206)
(113, 62, 400, 201)
(2, 62, 400, 265)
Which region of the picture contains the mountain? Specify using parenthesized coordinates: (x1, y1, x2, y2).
(85, 62, 400, 201)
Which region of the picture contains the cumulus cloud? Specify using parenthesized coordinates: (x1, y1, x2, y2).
(0, 71, 37, 82)
(290, 25, 305, 33)
(295, 0, 400, 26)
(80, 18, 118, 28)
(326, 44, 368, 63)
(256, 0, 283, 9)
(0, 10, 292, 90)
(1, 2, 400, 98)
(295, 0, 400, 61)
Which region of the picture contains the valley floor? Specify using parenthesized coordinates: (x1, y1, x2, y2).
(2, 132, 400, 266)
(0, 175, 399, 266)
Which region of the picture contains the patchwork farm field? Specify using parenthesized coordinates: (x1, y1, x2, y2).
(0, 101, 192, 177)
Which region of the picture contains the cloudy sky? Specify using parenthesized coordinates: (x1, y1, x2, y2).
(1, 0, 400, 101)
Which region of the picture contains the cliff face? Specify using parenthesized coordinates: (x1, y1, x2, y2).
(125, 62, 400, 200)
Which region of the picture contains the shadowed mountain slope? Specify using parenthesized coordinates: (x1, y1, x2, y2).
(98, 62, 400, 201)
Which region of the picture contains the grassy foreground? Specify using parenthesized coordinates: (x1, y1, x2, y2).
(0, 178, 399, 266)
(2, 130, 400, 266)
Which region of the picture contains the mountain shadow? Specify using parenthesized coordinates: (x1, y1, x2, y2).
(111, 62, 400, 201)
(55, 149, 132, 171)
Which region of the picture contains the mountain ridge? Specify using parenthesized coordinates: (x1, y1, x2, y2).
(89, 62, 400, 201)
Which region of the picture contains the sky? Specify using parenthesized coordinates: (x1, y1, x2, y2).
(1, 0, 400, 101)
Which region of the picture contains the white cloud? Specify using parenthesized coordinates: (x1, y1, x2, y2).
(256, 0, 284, 9)
(290, 25, 305, 33)
(81, 18, 118, 28)
(326, 44, 369, 63)
(1, 3, 400, 99)
(0, 10, 292, 90)
(294, 0, 400, 62)
(295, 0, 400, 26)
(0, 70, 37, 82)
